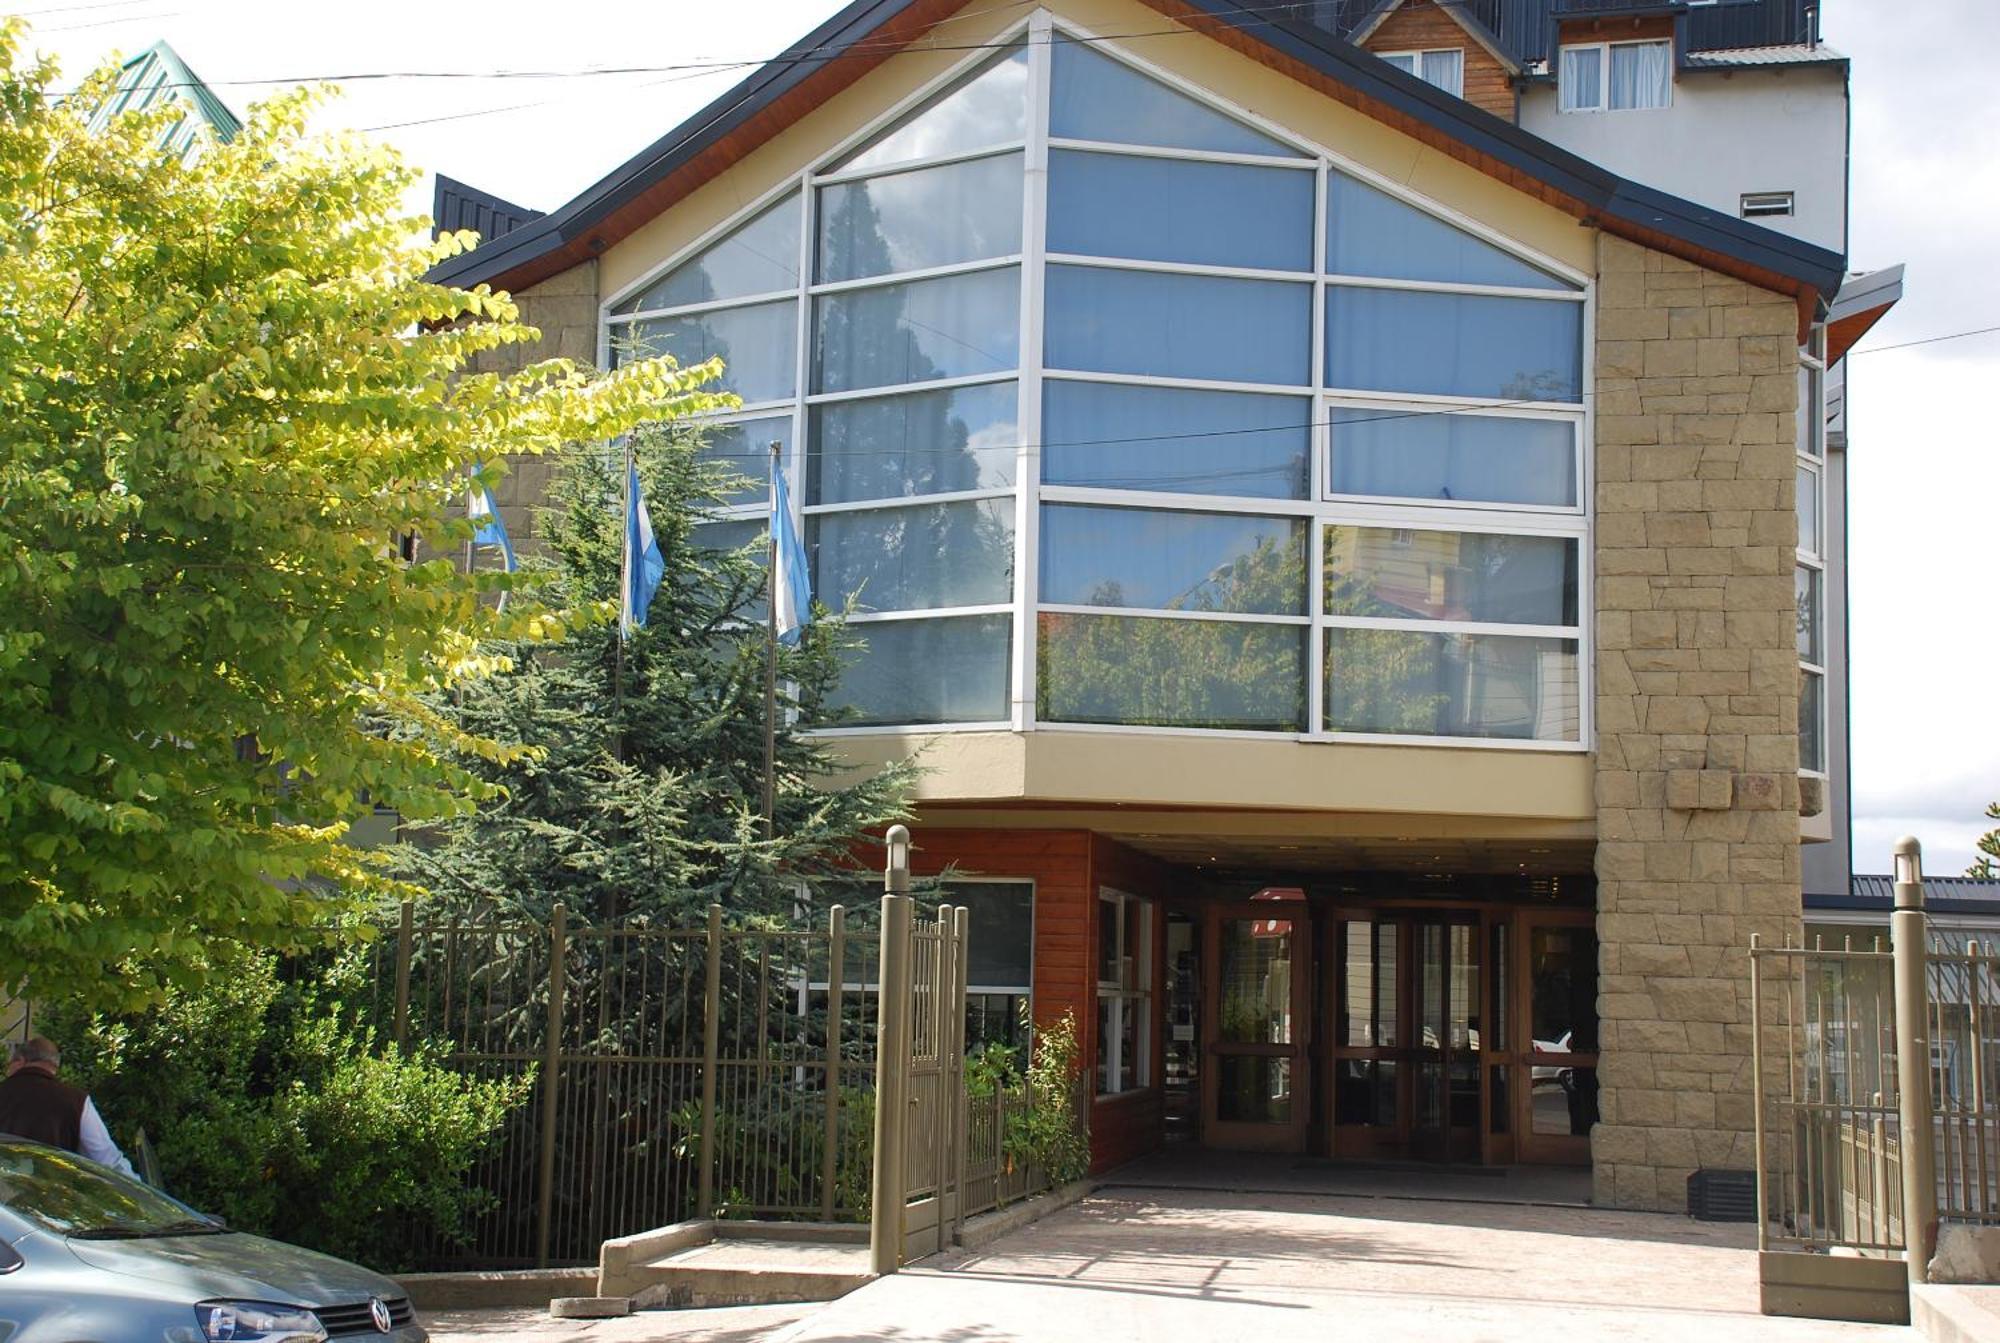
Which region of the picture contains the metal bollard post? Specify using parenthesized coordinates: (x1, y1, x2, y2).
(1891, 837, 1937, 1284)
(698, 903, 724, 1219)
(870, 826, 914, 1276)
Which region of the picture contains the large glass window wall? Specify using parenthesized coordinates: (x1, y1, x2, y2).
(1797, 337, 1828, 774)
(603, 18, 1589, 747)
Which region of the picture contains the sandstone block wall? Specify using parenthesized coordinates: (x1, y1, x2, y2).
(1591, 233, 1805, 1211)
(453, 260, 600, 562)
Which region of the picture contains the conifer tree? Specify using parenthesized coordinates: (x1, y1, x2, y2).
(395, 418, 914, 925)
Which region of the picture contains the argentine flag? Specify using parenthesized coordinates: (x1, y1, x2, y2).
(468, 474, 516, 572)
(623, 457, 665, 632)
(771, 463, 812, 645)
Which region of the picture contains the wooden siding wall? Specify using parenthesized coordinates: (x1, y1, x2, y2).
(901, 826, 1180, 1174)
(1085, 834, 1178, 1172)
(1363, 1, 1515, 120)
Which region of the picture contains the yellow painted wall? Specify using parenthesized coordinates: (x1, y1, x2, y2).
(832, 729, 1595, 822)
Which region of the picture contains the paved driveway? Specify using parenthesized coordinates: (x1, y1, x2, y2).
(768, 1187, 1906, 1343)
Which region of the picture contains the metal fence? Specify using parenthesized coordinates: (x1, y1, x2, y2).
(372, 900, 882, 1268)
(1750, 928, 2000, 1264)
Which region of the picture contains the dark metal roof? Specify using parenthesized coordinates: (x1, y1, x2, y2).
(1807, 876, 2000, 919)
(427, 0, 1844, 305)
(432, 175, 544, 245)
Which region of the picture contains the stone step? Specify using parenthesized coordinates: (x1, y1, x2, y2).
(623, 1237, 874, 1310)
(1913, 1284, 2000, 1343)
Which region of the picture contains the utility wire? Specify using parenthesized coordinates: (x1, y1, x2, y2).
(44, 1, 1335, 93)
(1848, 324, 2000, 358)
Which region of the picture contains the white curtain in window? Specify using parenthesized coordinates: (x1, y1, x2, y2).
(1559, 46, 1601, 111)
(1420, 49, 1464, 97)
(1381, 52, 1416, 74)
(1608, 42, 1671, 110)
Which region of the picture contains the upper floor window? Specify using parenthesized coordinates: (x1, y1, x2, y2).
(1559, 40, 1671, 113)
(1378, 47, 1464, 98)
(1741, 191, 1795, 219)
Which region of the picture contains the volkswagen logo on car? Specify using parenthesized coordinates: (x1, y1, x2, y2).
(369, 1297, 394, 1334)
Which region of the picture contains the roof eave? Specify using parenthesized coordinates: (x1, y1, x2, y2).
(428, 0, 1846, 316)
(427, 0, 947, 291)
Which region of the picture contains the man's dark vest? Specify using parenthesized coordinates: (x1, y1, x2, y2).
(0, 1069, 87, 1152)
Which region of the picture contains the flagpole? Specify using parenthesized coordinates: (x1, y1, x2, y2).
(762, 439, 780, 843)
(615, 438, 631, 766)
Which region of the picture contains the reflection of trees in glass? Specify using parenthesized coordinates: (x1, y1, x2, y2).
(1322, 627, 1449, 736)
(809, 183, 1016, 621)
(1500, 368, 1576, 404)
(1038, 614, 1305, 731)
(810, 382, 1015, 505)
(812, 499, 1013, 614)
(1038, 532, 1306, 730)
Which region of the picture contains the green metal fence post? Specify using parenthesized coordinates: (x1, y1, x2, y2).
(823, 904, 846, 1223)
(871, 827, 913, 1276)
(698, 902, 724, 1220)
(1891, 838, 1937, 1285)
(948, 904, 970, 1245)
(535, 903, 567, 1269)
(392, 900, 414, 1053)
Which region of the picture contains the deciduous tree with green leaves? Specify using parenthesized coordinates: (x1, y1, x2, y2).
(0, 22, 725, 1010)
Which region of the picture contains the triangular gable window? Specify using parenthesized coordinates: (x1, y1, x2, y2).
(611, 192, 800, 314)
(835, 44, 1029, 174)
(1049, 34, 1304, 159)
(1327, 172, 1576, 291)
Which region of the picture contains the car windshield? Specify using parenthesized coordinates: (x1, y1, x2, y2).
(0, 1140, 214, 1237)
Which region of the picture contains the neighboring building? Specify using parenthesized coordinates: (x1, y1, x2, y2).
(432, 0, 1899, 1210)
(1808, 876, 2000, 949)
(85, 40, 240, 160)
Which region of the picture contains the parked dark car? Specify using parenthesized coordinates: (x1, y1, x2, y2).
(0, 1135, 426, 1342)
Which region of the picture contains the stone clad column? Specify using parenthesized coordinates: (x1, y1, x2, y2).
(1590, 234, 1805, 1211)
(452, 259, 602, 563)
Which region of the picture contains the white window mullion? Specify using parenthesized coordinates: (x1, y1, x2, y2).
(1015, 8, 1054, 734)
(808, 139, 1027, 188)
(1039, 603, 1310, 628)
(803, 486, 1016, 517)
(804, 368, 1017, 408)
(1310, 159, 1329, 737)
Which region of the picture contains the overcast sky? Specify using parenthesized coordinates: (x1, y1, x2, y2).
(19, 0, 1999, 877)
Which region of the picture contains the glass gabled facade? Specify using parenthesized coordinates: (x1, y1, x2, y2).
(606, 20, 1590, 749)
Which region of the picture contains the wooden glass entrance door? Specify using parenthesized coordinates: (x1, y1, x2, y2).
(1201, 902, 1310, 1152)
(1410, 916, 1481, 1162)
(1328, 909, 1488, 1161)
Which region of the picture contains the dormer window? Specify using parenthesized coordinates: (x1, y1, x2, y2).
(1378, 47, 1464, 98)
(1559, 39, 1671, 112)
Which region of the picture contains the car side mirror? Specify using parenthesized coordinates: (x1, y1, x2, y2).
(0, 1241, 22, 1274)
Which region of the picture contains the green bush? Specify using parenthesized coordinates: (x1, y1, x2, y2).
(1006, 1010, 1088, 1187)
(40, 951, 528, 1272)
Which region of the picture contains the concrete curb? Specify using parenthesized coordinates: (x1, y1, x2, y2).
(955, 1179, 1097, 1252)
(394, 1267, 596, 1311)
(1913, 1283, 2000, 1343)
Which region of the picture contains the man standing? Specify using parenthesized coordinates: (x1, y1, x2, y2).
(0, 1036, 136, 1177)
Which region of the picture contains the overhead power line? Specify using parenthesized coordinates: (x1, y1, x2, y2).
(1848, 324, 2000, 358)
(43, 1, 1331, 93)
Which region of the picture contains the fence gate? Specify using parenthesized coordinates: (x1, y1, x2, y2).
(1750, 925, 2000, 1299)
(1749, 934, 1905, 1255)
(871, 889, 969, 1269)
